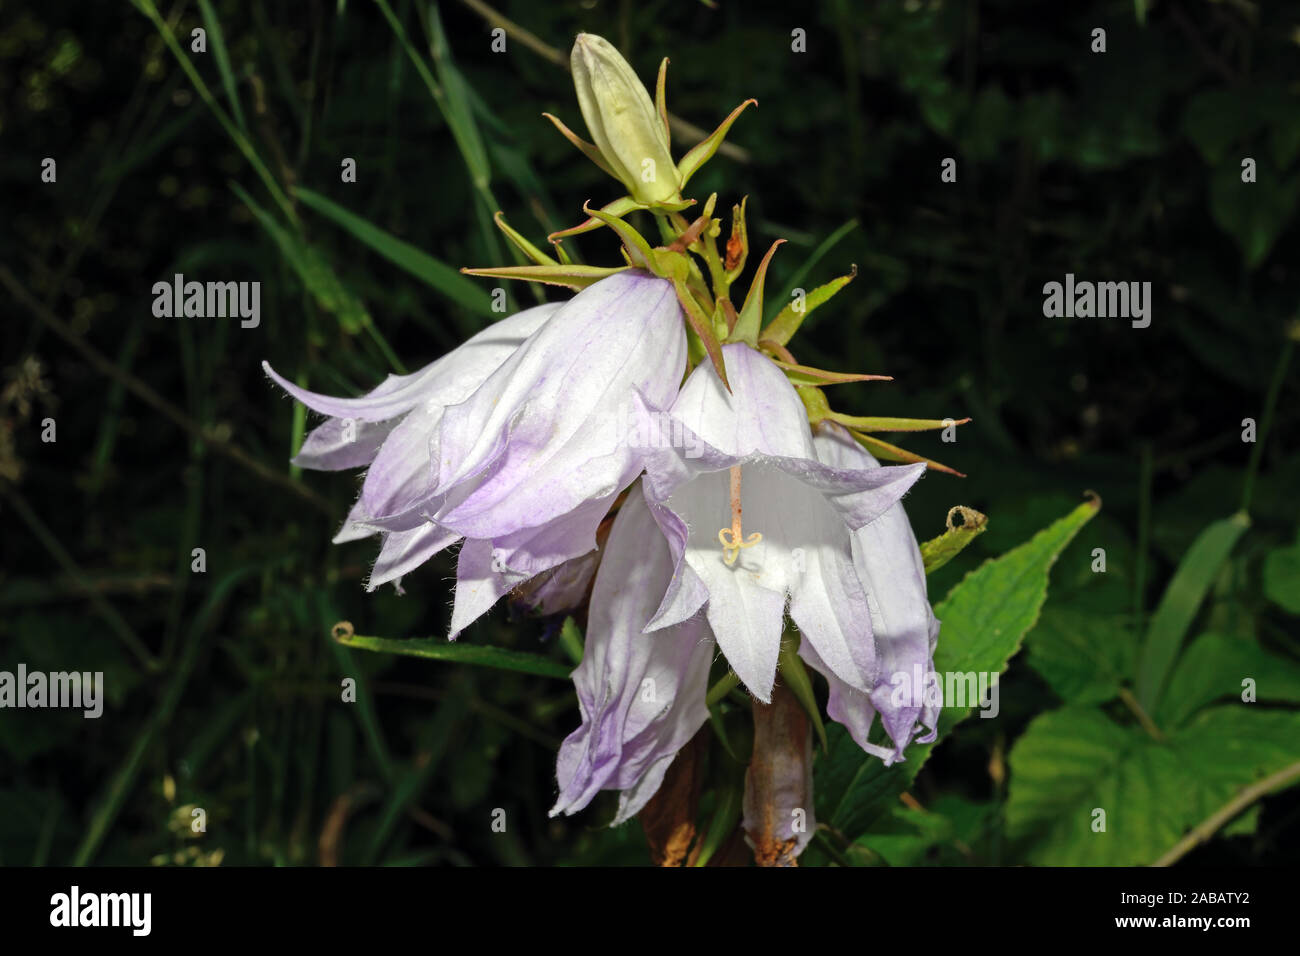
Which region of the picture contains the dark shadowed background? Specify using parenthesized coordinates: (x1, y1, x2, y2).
(2, 0, 1298, 866)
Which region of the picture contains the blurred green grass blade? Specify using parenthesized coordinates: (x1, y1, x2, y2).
(365, 687, 467, 864)
(232, 182, 371, 335)
(129, 0, 296, 225)
(197, 0, 246, 134)
(693, 774, 743, 867)
(296, 187, 495, 317)
(773, 218, 859, 308)
(97, 108, 200, 183)
(289, 370, 308, 479)
(423, 1, 489, 190)
(374, 0, 499, 217)
(1136, 511, 1250, 713)
(338, 633, 572, 679)
(73, 560, 283, 865)
(779, 633, 829, 752)
(559, 616, 584, 666)
(327, 637, 395, 785)
(421, 1, 514, 277)
(234, 183, 409, 371)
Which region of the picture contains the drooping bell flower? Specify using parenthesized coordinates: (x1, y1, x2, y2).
(263, 301, 560, 585)
(637, 343, 927, 703)
(551, 484, 714, 823)
(799, 422, 941, 765)
(425, 270, 685, 635)
(266, 270, 687, 633)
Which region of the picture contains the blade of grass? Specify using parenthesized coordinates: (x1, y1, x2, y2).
(376, 0, 509, 268)
(2, 265, 332, 513)
(197, 0, 247, 133)
(129, 0, 297, 226)
(364, 686, 468, 864)
(1, 484, 157, 673)
(295, 187, 495, 321)
(72, 560, 285, 864)
(772, 218, 859, 308)
(1135, 512, 1250, 714)
(1241, 334, 1294, 514)
(337, 632, 572, 679)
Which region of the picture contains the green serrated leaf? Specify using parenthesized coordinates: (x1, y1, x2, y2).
(1263, 535, 1300, 614)
(1025, 607, 1136, 707)
(1006, 705, 1300, 865)
(1157, 632, 1300, 728)
(817, 498, 1099, 840)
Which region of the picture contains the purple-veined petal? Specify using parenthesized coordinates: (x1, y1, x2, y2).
(811, 422, 942, 762)
(293, 417, 397, 471)
(262, 302, 559, 423)
(366, 523, 460, 591)
(333, 497, 378, 544)
(448, 492, 617, 637)
(431, 271, 686, 540)
(638, 344, 925, 702)
(798, 640, 897, 763)
(551, 487, 713, 819)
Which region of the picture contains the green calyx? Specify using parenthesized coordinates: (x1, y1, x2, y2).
(462, 33, 971, 477)
(550, 33, 755, 223)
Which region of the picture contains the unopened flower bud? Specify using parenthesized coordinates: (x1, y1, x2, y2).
(570, 33, 681, 205)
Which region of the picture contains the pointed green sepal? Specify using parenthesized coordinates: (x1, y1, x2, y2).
(673, 277, 729, 391)
(846, 428, 966, 477)
(582, 200, 655, 269)
(761, 265, 857, 347)
(548, 195, 643, 243)
(771, 361, 893, 387)
(655, 57, 671, 144)
(460, 263, 628, 291)
(541, 111, 617, 179)
(493, 212, 557, 267)
(778, 631, 829, 753)
(677, 98, 757, 188)
(728, 239, 784, 345)
(549, 195, 695, 244)
(797, 385, 832, 424)
(828, 413, 972, 433)
(920, 506, 988, 574)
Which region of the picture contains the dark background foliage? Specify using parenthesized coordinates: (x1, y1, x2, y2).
(1, 0, 1297, 866)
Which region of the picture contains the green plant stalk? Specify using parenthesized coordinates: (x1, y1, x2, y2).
(131, 0, 298, 227)
(1240, 335, 1294, 514)
(72, 561, 284, 864)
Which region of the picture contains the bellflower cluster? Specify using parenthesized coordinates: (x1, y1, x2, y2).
(267, 33, 968, 865)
